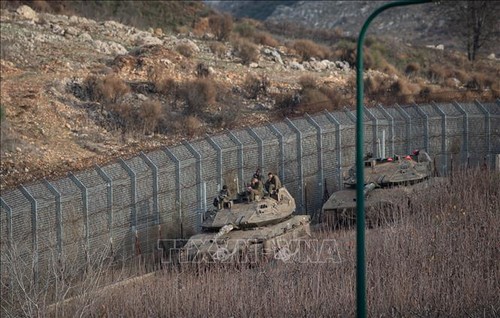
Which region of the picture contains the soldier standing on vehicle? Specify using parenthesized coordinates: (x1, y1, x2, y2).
(265, 172, 281, 195)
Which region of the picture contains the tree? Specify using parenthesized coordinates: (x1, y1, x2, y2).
(441, 1, 500, 61)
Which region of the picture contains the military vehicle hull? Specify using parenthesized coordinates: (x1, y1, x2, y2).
(181, 215, 311, 263)
(181, 187, 311, 263)
(322, 152, 435, 228)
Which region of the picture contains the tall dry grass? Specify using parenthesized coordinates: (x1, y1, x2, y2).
(2, 168, 499, 317)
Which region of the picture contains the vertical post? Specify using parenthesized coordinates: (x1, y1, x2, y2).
(364, 106, 379, 157)
(95, 165, 113, 248)
(140, 152, 160, 225)
(325, 111, 343, 190)
(68, 173, 89, 262)
(475, 100, 491, 166)
(19, 185, 38, 291)
(227, 131, 244, 191)
(247, 127, 264, 172)
(452, 102, 469, 165)
(1, 198, 14, 301)
(182, 141, 203, 228)
(305, 113, 324, 210)
(376, 104, 395, 156)
(118, 159, 138, 240)
(396, 103, 412, 153)
(412, 103, 429, 152)
(42, 180, 63, 255)
(268, 123, 285, 182)
(164, 148, 183, 238)
(355, 2, 431, 317)
(431, 102, 448, 174)
(285, 117, 305, 212)
(205, 135, 223, 188)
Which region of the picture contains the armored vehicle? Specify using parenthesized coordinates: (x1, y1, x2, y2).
(322, 151, 434, 228)
(181, 187, 311, 263)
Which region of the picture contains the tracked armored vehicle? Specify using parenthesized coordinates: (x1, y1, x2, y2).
(322, 151, 434, 228)
(181, 187, 310, 263)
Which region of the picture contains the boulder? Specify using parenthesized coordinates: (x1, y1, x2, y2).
(16, 5, 38, 22)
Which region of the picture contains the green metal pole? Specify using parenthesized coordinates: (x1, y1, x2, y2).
(355, 1, 431, 317)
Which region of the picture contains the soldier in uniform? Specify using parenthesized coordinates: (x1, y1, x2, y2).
(265, 172, 282, 195)
(247, 177, 263, 202)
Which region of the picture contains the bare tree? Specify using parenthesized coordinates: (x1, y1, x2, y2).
(441, 0, 500, 61)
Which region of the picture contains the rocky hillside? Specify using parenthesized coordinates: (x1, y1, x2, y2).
(208, 0, 500, 55)
(0, 3, 498, 191)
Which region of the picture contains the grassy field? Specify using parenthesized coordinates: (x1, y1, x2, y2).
(3, 168, 499, 317)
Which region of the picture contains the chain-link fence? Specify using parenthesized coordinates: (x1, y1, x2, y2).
(1, 101, 499, 298)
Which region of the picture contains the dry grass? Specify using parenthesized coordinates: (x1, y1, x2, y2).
(2, 168, 499, 317)
(289, 39, 331, 61)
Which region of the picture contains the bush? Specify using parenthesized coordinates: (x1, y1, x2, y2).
(208, 13, 233, 41)
(176, 43, 194, 58)
(298, 88, 330, 114)
(232, 37, 259, 65)
(138, 100, 162, 134)
(253, 31, 280, 47)
(291, 39, 331, 61)
(209, 41, 227, 59)
(99, 74, 130, 104)
(182, 78, 217, 115)
(244, 74, 269, 99)
(298, 75, 317, 91)
(405, 62, 420, 77)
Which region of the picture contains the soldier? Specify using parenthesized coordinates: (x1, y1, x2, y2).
(253, 168, 263, 181)
(265, 172, 282, 195)
(214, 185, 231, 209)
(247, 177, 263, 202)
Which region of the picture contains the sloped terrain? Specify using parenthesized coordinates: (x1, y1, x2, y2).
(0, 3, 498, 191)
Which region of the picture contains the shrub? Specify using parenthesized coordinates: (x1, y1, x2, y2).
(253, 31, 280, 47)
(427, 64, 451, 84)
(183, 115, 203, 137)
(233, 21, 256, 38)
(291, 39, 331, 61)
(405, 62, 420, 77)
(176, 43, 194, 58)
(232, 37, 259, 65)
(298, 75, 317, 91)
(244, 74, 269, 99)
(195, 63, 210, 78)
(182, 78, 217, 115)
(298, 88, 330, 114)
(319, 87, 346, 111)
(208, 13, 233, 41)
(209, 41, 227, 59)
(138, 100, 162, 134)
(275, 92, 300, 116)
(99, 74, 130, 104)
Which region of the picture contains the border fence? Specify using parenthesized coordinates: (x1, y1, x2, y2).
(1, 100, 499, 297)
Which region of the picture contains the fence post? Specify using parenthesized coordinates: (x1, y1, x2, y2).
(182, 141, 203, 229)
(164, 148, 183, 238)
(412, 103, 429, 153)
(395, 104, 412, 154)
(376, 104, 395, 156)
(305, 113, 324, 207)
(227, 131, 244, 191)
(431, 102, 448, 175)
(452, 101, 469, 165)
(205, 135, 223, 188)
(118, 158, 138, 255)
(95, 165, 113, 250)
(1, 197, 14, 301)
(325, 111, 343, 190)
(475, 100, 491, 166)
(68, 173, 89, 262)
(247, 127, 264, 172)
(42, 179, 63, 255)
(268, 123, 285, 182)
(140, 152, 160, 225)
(18, 184, 38, 291)
(364, 106, 379, 157)
(285, 117, 304, 212)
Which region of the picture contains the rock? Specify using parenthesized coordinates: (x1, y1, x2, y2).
(137, 93, 147, 101)
(51, 24, 65, 35)
(133, 32, 163, 46)
(78, 32, 93, 42)
(93, 40, 128, 55)
(249, 62, 259, 68)
(175, 39, 200, 52)
(16, 5, 39, 22)
(289, 62, 305, 71)
(65, 26, 79, 37)
(487, 53, 496, 60)
(435, 44, 444, 50)
(271, 50, 283, 64)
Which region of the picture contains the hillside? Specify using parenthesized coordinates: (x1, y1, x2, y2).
(1, 2, 498, 191)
